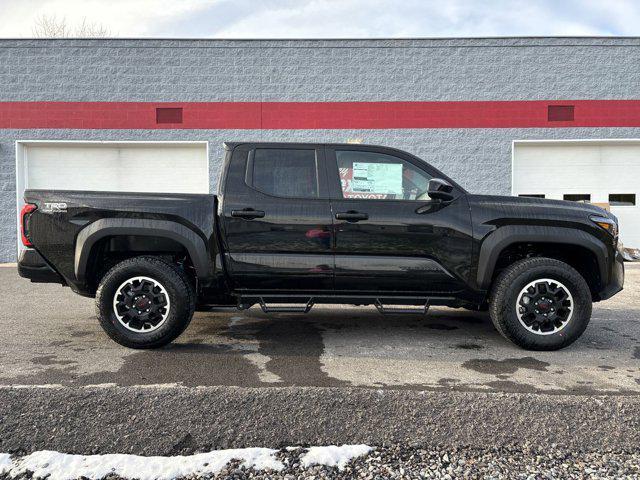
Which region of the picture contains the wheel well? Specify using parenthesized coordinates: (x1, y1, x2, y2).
(492, 242, 601, 297)
(85, 235, 197, 291)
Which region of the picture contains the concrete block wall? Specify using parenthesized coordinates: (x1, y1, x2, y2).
(2, 38, 640, 101)
(1, 38, 640, 261)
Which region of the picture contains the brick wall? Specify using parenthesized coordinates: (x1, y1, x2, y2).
(1, 38, 640, 261)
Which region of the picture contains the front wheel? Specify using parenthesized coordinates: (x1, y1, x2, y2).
(95, 256, 195, 348)
(489, 257, 592, 351)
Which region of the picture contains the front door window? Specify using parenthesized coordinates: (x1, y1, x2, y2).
(336, 150, 432, 201)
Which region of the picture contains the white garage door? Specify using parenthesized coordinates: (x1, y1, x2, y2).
(513, 141, 640, 248)
(15, 141, 209, 252)
(18, 141, 209, 194)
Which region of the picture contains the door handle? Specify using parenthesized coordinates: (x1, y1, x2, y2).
(231, 208, 265, 219)
(335, 211, 369, 222)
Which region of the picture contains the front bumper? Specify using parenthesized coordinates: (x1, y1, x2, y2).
(598, 250, 624, 301)
(17, 248, 65, 284)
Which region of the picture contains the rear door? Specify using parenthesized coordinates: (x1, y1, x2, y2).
(220, 144, 334, 291)
(325, 145, 473, 294)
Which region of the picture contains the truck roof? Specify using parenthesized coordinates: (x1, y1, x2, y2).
(223, 141, 390, 150)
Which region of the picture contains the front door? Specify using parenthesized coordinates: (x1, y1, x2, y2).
(325, 146, 473, 294)
(220, 144, 334, 291)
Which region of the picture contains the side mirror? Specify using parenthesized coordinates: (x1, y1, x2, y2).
(427, 178, 454, 201)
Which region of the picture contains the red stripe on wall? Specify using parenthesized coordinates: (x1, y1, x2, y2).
(0, 100, 640, 129)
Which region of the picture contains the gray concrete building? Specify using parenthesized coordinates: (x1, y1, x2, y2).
(2, 37, 640, 261)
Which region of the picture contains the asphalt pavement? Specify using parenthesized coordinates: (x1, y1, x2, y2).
(1, 264, 639, 393)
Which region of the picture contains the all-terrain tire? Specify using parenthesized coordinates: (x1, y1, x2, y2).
(489, 257, 592, 351)
(95, 256, 195, 349)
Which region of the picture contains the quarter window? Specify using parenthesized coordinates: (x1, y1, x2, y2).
(336, 150, 432, 200)
(252, 149, 318, 198)
(609, 194, 636, 206)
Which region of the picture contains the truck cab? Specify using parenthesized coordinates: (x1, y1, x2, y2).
(219, 142, 473, 301)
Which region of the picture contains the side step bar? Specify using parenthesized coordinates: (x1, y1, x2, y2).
(237, 295, 448, 315)
(257, 297, 315, 314)
(374, 299, 429, 315)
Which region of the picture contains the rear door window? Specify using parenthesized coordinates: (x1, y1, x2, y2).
(252, 148, 319, 198)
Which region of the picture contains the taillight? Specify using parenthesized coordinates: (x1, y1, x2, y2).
(20, 203, 37, 247)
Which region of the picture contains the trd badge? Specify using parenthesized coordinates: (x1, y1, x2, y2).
(42, 202, 67, 213)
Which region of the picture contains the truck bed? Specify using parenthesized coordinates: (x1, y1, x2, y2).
(21, 190, 217, 295)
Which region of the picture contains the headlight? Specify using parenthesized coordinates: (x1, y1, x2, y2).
(590, 215, 618, 237)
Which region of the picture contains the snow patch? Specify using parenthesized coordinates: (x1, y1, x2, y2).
(6, 448, 282, 480)
(0, 453, 12, 474)
(1, 444, 374, 478)
(300, 444, 373, 470)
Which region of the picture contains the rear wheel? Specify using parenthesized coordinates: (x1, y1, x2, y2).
(489, 257, 592, 350)
(95, 256, 195, 348)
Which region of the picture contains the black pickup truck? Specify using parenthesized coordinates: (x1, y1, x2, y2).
(18, 142, 624, 350)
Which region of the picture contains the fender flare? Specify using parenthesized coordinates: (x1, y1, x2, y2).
(476, 225, 608, 290)
(74, 218, 213, 282)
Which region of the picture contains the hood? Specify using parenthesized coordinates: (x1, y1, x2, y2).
(467, 194, 615, 223)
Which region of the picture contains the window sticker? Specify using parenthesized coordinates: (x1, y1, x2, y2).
(340, 162, 403, 198)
